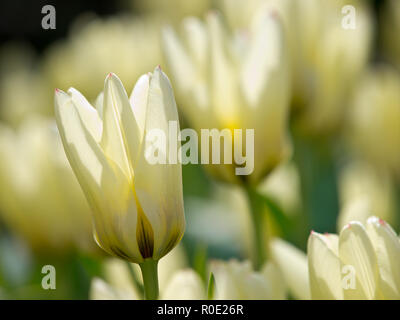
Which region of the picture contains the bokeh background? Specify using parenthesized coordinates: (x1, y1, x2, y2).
(0, 0, 398, 299)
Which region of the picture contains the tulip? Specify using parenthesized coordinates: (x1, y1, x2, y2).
(163, 9, 290, 270)
(210, 259, 286, 299)
(55, 67, 185, 299)
(45, 16, 162, 103)
(308, 217, 400, 299)
(347, 67, 400, 180)
(0, 116, 94, 253)
(338, 161, 397, 229)
(270, 238, 310, 300)
(0, 44, 51, 125)
(162, 10, 290, 185)
(217, 0, 372, 133)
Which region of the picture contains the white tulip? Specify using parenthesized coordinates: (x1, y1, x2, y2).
(54, 67, 185, 264)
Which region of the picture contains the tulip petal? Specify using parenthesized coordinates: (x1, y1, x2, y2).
(308, 231, 343, 299)
(366, 217, 400, 299)
(68, 88, 102, 142)
(241, 12, 283, 108)
(161, 269, 206, 300)
(183, 17, 208, 69)
(101, 73, 141, 180)
(55, 89, 142, 262)
(162, 26, 197, 96)
(129, 73, 150, 136)
(134, 67, 185, 260)
(94, 92, 104, 119)
(207, 12, 241, 127)
(90, 277, 138, 300)
(339, 222, 379, 299)
(271, 238, 310, 299)
(262, 261, 286, 300)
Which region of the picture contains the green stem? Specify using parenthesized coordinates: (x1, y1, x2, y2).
(139, 258, 159, 300)
(244, 185, 268, 270)
(125, 262, 144, 299)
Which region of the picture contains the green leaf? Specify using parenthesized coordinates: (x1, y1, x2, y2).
(207, 272, 215, 300)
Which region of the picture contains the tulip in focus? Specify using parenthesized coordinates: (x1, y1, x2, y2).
(55, 67, 185, 299)
(308, 217, 400, 299)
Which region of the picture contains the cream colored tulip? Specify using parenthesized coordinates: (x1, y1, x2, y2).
(0, 116, 94, 252)
(54, 67, 185, 263)
(217, 0, 372, 133)
(287, 0, 372, 132)
(0, 44, 51, 125)
(162, 10, 291, 184)
(338, 161, 397, 229)
(308, 217, 400, 299)
(270, 238, 310, 300)
(210, 259, 286, 299)
(348, 67, 400, 179)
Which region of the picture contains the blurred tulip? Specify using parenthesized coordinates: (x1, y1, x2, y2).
(308, 217, 400, 299)
(210, 259, 285, 299)
(347, 67, 400, 179)
(0, 116, 94, 253)
(44, 16, 162, 102)
(0, 44, 51, 125)
(55, 68, 185, 267)
(338, 161, 397, 229)
(163, 10, 291, 185)
(285, 0, 372, 133)
(218, 0, 372, 133)
(270, 238, 310, 300)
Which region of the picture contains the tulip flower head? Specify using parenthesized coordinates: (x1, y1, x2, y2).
(308, 217, 400, 299)
(210, 259, 285, 299)
(0, 117, 94, 253)
(54, 67, 185, 265)
(163, 10, 290, 185)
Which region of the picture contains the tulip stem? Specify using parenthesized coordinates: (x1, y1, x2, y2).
(139, 258, 159, 300)
(245, 185, 268, 270)
(125, 262, 144, 298)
